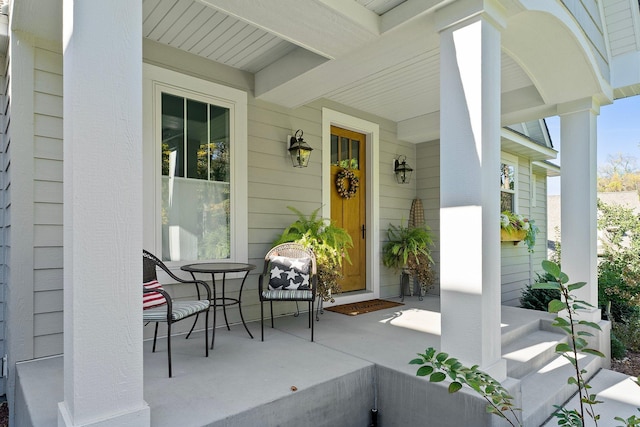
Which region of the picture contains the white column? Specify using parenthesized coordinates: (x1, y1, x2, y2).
(436, 0, 506, 380)
(559, 98, 601, 321)
(59, 1, 149, 426)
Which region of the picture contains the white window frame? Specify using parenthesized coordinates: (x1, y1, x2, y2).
(143, 64, 248, 266)
(500, 152, 518, 213)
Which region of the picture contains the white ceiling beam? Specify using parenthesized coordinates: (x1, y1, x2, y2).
(397, 112, 440, 143)
(256, 17, 436, 106)
(197, 0, 379, 59)
(256, 47, 328, 97)
(381, 0, 450, 33)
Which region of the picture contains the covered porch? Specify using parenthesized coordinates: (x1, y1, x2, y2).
(4, 0, 640, 425)
(16, 297, 635, 426)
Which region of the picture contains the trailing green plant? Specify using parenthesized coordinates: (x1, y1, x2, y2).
(411, 260, 640, 427)
(274, 206, 353, 303)
(520, 272, 561, 311)
(382, 223, 436, 294)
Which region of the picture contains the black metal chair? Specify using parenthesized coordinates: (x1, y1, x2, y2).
(143, 250, 211, 377)
(258, 243, 317, 341)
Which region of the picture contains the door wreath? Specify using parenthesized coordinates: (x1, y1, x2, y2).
(336, 168, 359, 199)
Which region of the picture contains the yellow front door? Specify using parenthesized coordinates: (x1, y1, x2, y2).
(330, 126, 366, 292)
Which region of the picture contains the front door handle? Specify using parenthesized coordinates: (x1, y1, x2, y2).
(361, 224, 366, 239)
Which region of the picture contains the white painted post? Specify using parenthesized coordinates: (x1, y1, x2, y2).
(59, 1, 149, 426)
(436, 1, 507, 380)
(559, 98, 601, 321)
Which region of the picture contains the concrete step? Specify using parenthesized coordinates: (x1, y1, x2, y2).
(501, 317, 547, 349)
(541, 369, 640, 426)
(521, 352, 601, 427)
(503, 329, 568, 379)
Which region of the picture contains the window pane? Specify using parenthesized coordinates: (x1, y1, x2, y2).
(330, 134, 339, 165)
(186, 99, 208, 179)
(501, 192, 514, 213)
(162, 177, 230, 261)
(340, 137, 349, 168)
(162, 94, 184, 177)
(351, 139, 359, 169)
(501, 163, 515, 191)
(210, 106, 230, 182)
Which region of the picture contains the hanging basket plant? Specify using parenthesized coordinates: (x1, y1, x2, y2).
(335, 168, 359, 199)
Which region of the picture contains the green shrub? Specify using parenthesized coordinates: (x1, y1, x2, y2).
(613, 311, 640, 353)
(597, 200, 640, 321)
(598, 256, 639, 322)
(611, 332, 627, 360)
(520, 272, 560, 311)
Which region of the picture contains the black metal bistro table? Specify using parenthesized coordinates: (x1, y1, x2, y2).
(181, 262, 256, 349)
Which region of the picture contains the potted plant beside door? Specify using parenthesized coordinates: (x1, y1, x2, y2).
(274, 206, 353, 303)
(382, 223, 436, 294)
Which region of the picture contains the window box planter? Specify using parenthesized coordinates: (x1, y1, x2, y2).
(500, 228, 527, 243)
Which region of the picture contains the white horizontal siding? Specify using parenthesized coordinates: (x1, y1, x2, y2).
(32, 44, 63, 357)
(562, 0, 610, 80)
(604, 0, 640, 56)
(416, 139, 439, 295)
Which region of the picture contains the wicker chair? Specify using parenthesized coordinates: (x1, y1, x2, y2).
(143, 250, 211, 377)
(258, 243, 317, 341)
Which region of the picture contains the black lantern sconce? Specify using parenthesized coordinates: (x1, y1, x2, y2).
(288, 129, 313, 168)
(393, 156, 413, 184)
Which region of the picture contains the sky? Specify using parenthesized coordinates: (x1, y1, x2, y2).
(546, 95, 640, 195)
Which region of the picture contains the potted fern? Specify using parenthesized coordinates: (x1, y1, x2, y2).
(382, 223, 436, 294)
(274, 207, 353, 302)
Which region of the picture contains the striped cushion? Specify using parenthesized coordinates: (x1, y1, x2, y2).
(143, 280, 167, 309)
(143, 300, 210, 322)
(262, 289, 314, 301)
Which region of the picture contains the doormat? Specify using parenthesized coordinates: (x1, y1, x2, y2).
(324, 299, 404, 316)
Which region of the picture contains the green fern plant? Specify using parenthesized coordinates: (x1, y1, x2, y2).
(274, 206, 353, 302)
(382, 223, 436, 293)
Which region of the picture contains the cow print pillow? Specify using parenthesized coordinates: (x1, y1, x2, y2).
(268, 256, 311, 290)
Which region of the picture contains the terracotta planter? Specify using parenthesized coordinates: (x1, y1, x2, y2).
(500, 228, 527, 243)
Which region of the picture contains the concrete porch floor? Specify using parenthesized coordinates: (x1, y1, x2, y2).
(14, 296, 639, 426)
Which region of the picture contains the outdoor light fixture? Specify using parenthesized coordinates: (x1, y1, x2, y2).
(288, 129, 313, 168)
(393, 156, 413, 184)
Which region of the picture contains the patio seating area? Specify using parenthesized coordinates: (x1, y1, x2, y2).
(14, 296, 640, 427)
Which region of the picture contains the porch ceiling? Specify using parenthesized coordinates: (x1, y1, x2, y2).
(15, 0, 617, 144)
(140, 0, 612, 142)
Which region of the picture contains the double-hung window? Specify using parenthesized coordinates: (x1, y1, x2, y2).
(500, 153, 518, 213)
(144, 64, 247, 264)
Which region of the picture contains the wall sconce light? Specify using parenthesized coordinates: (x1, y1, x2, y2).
(393, 156, 413, 184)
(288, 129, 313, 168)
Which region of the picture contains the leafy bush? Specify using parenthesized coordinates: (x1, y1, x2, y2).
(611, 332, 627, 360)
(612, 311, 640, 354)
(520, 272, 561, 311)
(597, 200, 640, 322)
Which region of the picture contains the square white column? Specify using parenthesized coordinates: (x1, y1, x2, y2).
(559, 98, 601, 321)
(437, 2, 506, 380)
(59, 1, 150, 426)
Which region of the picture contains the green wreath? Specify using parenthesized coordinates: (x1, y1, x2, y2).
(336, 168, 359, 199)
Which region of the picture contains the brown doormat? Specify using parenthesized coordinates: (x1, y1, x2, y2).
(325, 299, 404, 316)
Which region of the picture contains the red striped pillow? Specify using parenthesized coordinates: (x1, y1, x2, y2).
(143, 280, 167, 309)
